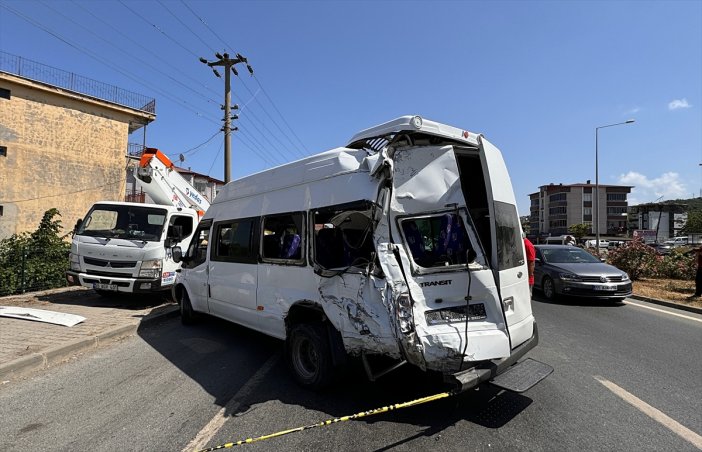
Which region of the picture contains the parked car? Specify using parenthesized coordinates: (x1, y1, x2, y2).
(585, 239, 609, 249)
(533, 245, 632, 301)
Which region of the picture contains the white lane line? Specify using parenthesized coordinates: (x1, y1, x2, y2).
(623, 300, 702, 323)
(183, 353, 281, 452)
(594, 376, 702, 449)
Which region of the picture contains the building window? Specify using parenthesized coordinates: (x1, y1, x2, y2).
(550, 193, 567, 202)
(549, 206, 567, 215)
(607, 207, 627, 215)
(583, 207, 592, 216)
(583, 193, 592, 202)
(0, 88, 9, 100)
(607, 193, 627, 201)
(0, 146, 6, 157)
(0, 206, 3, 216)
(549, 219, 567, 228)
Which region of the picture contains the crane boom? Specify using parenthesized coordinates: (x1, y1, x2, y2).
(135, 148, 210, 216)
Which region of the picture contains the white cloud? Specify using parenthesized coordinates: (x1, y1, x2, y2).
(668, 98, 691, 110)
(626, 106, 641, 115)
(618, 171, 688, 205)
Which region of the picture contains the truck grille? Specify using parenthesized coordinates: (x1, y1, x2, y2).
(84, 257, 137, 268)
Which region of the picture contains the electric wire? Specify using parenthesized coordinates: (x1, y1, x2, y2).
(181, 0, 307, 159)
(40, 0, 220, 107)
(156, 0, 217, 55)
(253, 74, 310, 153)
(0, 2, 220, 125)
(70, 0, 223, 100)
(118, 0, 201, 60)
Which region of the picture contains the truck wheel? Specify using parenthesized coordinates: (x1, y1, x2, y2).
(542, 276, 557, 301)
(286, 323, 333, 389)
(180, 291, 197, 325)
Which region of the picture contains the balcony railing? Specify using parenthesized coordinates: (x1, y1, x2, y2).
(0, 51, 155, 114)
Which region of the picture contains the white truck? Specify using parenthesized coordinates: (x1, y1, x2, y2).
(172, 116, 552, 393)
(66, 148, 210, 296)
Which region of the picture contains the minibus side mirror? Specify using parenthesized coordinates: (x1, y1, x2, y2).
(172, 246, 183, 263)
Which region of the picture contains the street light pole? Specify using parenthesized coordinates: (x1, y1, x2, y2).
(595, 119, 635, 256)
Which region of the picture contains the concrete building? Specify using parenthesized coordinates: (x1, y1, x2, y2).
(0, 53, 156, 240)
(528, 181, 632, 239)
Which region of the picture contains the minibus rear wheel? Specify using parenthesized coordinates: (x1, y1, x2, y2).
(287, 323, 333, 389)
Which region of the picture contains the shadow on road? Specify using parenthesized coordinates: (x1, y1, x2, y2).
(36, 289, 171, 310)
(136, 312, 533, 438)
(531, 291, 627, 308)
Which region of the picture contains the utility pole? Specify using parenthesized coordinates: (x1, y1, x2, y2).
(199, 52, 253, 183)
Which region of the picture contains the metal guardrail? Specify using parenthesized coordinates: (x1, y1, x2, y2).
(0, 51, 156, 114)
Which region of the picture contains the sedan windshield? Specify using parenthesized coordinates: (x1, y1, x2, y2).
(541, 248, 601, 264)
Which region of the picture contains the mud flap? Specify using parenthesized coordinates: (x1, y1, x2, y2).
(488, 358, 553, 393)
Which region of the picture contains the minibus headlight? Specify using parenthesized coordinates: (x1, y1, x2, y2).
(69, 252, 81, 271)
(139, 259, 162, 279)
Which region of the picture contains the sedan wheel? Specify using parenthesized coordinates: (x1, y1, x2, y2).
(542, 276, 557, 301)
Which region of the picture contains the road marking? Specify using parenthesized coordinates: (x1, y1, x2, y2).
(182, 353, 280, 452)
(594, 376, 702, 449)
(623, 300, 702, 323)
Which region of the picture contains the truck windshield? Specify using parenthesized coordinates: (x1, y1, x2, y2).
(400, 212, 483, 268)
(77, 205, 167, 241)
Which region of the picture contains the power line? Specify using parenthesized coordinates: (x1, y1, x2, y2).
(118, 0, 201, 59)
(156, 0, 216, 55)
(253, 74, 310, 153)
(0, 1, 220, 125)
(40, 0, 221, 107)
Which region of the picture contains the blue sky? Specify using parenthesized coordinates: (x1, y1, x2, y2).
(1, 0, 700, 215)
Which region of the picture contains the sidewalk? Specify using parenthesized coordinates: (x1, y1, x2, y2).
(0, 286, 178, 382)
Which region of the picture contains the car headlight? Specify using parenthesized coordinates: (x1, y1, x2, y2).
(559, 272, 582, 282)
(139, 259, 162, 279)
(622, 272, 630, 281)
(69, 252, 81, 271)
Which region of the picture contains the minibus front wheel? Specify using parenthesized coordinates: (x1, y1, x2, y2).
(287, 323, 333, 389)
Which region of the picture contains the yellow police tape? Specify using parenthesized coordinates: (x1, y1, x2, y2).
(195, 390, 455, 451)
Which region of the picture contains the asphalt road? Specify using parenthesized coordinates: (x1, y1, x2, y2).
(1, 296, 700, 451)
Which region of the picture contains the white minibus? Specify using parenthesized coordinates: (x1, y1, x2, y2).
(172, 116, 550, 392)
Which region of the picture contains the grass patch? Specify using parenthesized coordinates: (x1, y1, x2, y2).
(633, 278, 702, 309)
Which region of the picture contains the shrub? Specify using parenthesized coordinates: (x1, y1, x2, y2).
(607, 239, 660, 280)
(0, 208, 70, 296)
(658, 247, 695, 280)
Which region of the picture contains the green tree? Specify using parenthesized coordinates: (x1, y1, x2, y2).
(681, 210, 702, 234)
(568, 223, 590, 241)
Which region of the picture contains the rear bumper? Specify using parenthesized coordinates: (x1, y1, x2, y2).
(66, 270, 169, 294)
(443, 323, 540, 393)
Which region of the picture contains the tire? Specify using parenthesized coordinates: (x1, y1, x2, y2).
(286, 323, 333, 389)
(542, 276, 557, 301)
(179, 290, 197, 325)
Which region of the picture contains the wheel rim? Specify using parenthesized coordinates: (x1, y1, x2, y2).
(293, 336, 318, 380)
(544, 278, 554, 299)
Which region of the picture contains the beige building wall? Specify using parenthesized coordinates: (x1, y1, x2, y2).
(0, 73, 154, 240)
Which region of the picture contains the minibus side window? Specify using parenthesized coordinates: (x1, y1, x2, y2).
(313, 203, 374, 269)
(212, 218, 258, 263)
(261, 212, 304, 262)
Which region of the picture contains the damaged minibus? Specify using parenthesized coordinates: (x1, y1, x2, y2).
(172, 116, 551, 392)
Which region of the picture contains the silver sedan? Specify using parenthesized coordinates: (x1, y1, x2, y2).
(533, 245, 632, 301)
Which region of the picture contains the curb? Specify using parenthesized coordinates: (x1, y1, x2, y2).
(629, 295, 702, 315)
(0, 305, 179, 382)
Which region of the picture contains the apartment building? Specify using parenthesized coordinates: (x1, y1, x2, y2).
(529, 181, 632, 239)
